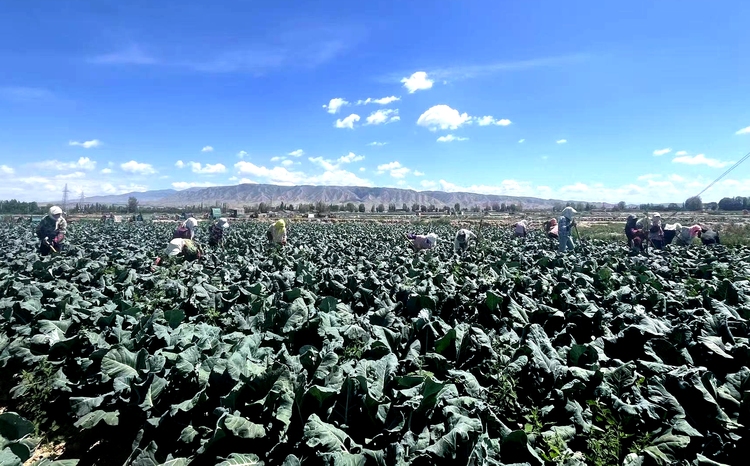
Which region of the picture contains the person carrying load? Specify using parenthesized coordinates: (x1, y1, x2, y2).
(174, 217, 198, 240)
(36, 206, 67, 256)
(544, 218, 559, 239)
(267, 219, 287, 246)
(208, 217, 230, 247)
(673, 223, 702, 246)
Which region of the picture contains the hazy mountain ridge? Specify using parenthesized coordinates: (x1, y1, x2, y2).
(81, 183, 604, 209)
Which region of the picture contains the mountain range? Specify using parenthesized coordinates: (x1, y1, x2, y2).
(79, 183, 606, 210)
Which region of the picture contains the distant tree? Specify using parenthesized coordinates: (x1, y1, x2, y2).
(491, 202, 500, 211)
(719, 197, 744, 211)
(376, 203, 385, 213)
(428, 204, 436, 212)
(501, 202, 507, 212)
(258, 202, 269, 213)
(454, 203, 461, 213)
(127, 196, 139, 213)
(371, 205, 376, 213)
(412, 203, 420, 212)
(667, 203, 681, 211)
(684, 196, 702, 211)
(358, 203, 366, 213)
(420, 205, 427, 212)
(315, 201, 328, 213)
(402, 203, 409, 211)
(388, 203, 396, 212)
(614, 201, 626, 211)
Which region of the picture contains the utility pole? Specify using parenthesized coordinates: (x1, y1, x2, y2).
(80, 191, 85, 212)
(62, 184, 70, 213)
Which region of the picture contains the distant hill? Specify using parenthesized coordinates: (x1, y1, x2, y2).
(81, 183, 606, 210)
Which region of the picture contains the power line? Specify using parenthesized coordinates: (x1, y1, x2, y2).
(693, 149, 750, 200)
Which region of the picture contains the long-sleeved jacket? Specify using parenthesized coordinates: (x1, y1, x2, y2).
(36, 215, 67, 243)
(454, 229, 477, 252)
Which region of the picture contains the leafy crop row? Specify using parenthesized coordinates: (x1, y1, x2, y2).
(0, 221, 749, 465)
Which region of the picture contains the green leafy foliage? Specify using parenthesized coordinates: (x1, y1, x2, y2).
(1, 220, 749, 464)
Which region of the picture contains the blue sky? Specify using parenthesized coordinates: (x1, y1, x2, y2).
(0, 0, 749, 204)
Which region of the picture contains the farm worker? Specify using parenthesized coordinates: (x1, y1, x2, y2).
(663, 223, 679, 245)
(700, 226, 721, 245)
(673, 224, 701, 246)
(406, 233, 439, 251)
(625, 215, 640, 248)
(454, 228, 477, 253)
(209, 217, 229, 247)
(152, 238, 203, 270)
(648, 213, 665, 249)
(36, 205, 67, 256)
(545, 218, 559, 239)
(514, 220, 528, 238)
(267, 219, 287, 245)
(557, 207, 577, 252)
(174, 217, 198, 240)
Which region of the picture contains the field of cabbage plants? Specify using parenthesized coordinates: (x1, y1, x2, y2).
(1, 220, 749, 466)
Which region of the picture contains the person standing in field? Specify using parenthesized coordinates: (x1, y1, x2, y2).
(406, 232, 439, 251)
(514, 220, 528, 238)
(648, 213, 665, 249)
(208, 217, 230, 247)
(454, 228, 477, 253)
(36, 206, 67, 256)
(267, 219, 287, 246)
(558, 207, 577, 252)
(174, 217, 198, 240)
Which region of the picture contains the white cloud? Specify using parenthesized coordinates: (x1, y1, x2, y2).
(675, 150, 687, 156)
(120, 160, 156, 175)
(288, 149, 305, 157)
(668, 174, 685, 182)
(189, 162, 227, 174)
(475, 116, 511, 126)
(365, 109, 400, 125)
(359, 167, 365, 172)
(672, 153, 733, 168)
(100, 168, 113, 174)
(56, 171, 87, 180)
(309, 156, 338, 171)
(413, 170, 425, 176)
(270, 156, 283, 162)
(0, 165, 14, 174)
(323, 98, 349, 114)
(172, 181, 215, 190)
(637, 174, 661, 181)
(281, 159, 294, 167)
(436, 134, 468, 143)
(234, 160, 371, 187)
(376, 161, 411, 178)
(201, 146, 214, 152)
(237, 150, 248, 158)
(69, 139, 101, 149)
(401, 71, 434, 93)
(735, 126, 750, 135)
(420, 180, 438, 189)
(33, 157, 97, 171)
(653, 148, 672, 156)
(518, 139, 525, 143)
(175, 160, 185, 168)
(357, 96, 400, 105)
(417, 105, 471, 131)
(337, 152, 365, 164)
(335, 114, 360, 129)
(367, 141, 387, 147)
(439, 179, 535, 197)
(556, 139, 567, 144)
